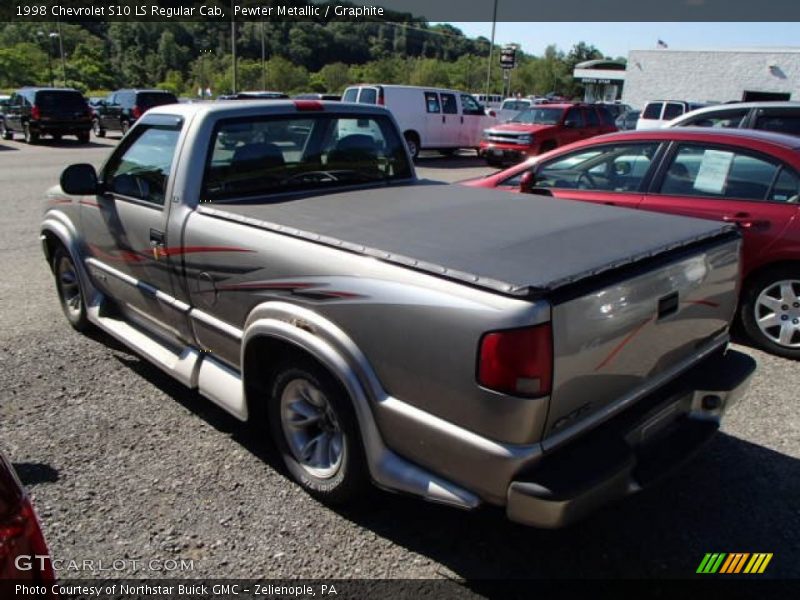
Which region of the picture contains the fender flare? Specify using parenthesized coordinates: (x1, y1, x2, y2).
(40, 212, 100, 305)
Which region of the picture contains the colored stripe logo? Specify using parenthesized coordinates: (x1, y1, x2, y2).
(697, 553, 773, 574)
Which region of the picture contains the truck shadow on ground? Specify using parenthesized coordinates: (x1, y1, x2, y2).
(109, 341, 799, 580)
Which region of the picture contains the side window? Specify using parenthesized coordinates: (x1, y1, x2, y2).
(769, 167, 800, 203)
(441, 93, 458, 115)
(342, 88, 358, 103)
(425, 92, 440, 113)
(584, 107, 599, 127)
(642, 102, 662, 120)
(683, 109, 747, 128)
(662, 103, 685, 120)
(460, 94, 484, 116)
(103, 126, 181, 206)
(535, 143, 658, 192)
(755, 112, 800, 136)
(358, 88, 377, 105)
(565, 107, 585, 127)
(658, 144, 778, 201)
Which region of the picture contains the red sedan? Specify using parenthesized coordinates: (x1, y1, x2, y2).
(464, 128, 800, 359)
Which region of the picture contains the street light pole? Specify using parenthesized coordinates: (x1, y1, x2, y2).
(37, 31, 54, 86)
(56, 20, 66, 86)
(261, 19, 266, 90)
(484, 0, 498, 100)
(230, 0, 237, 93)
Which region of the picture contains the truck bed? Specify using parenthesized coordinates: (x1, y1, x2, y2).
(199, 183, 736, 297)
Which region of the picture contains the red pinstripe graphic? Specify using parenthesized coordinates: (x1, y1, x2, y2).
(88, 244, 253, 264)
(216, 281, 362, 300)
(78, 200, 101, 209)
(594, 317, 653, 372)
(48, 198, 72, 205)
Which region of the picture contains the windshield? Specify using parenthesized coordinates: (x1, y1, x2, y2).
(510, 107, 564, 125)
(202, 114, 413, 202)
(501, 100, 530, 111)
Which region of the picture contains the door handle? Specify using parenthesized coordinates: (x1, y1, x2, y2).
(722, 214, 770, 229)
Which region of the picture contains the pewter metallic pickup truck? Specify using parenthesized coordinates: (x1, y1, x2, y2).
(41, 100, 756, 527)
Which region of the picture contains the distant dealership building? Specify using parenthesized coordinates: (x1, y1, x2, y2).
(621, 48, 800, 109)
(573, 59, 627, 103)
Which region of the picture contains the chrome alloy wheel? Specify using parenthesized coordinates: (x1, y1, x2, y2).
(755, 279, 800, 348)
(56, 254, 82, 319)
(280, 378, 344, 479)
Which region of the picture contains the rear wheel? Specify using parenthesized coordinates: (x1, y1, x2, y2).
(52, 245, 90, 332)
(404, 132, 420, 160)
(120, 120, 130, 136)
(268, 360, 369, 504)
(23, 123, 39, 144)
(741, 266, 800, 359)
(1, 123, 12, 140)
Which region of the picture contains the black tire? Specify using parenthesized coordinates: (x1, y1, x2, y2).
(52, 245, 90, 332)
(92, 119, 106, 138)
(23, 123, 39, 144)
(741, 266, 800, 359)
(77, 132, 90, 144)
(2, 125, 12, 141)
(121, 120, 130, 136)
(268, 360, 369, 504)
(404, 132, 420, 160)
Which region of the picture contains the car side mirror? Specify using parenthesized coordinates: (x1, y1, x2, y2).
(488, 110, 497, 117)
(60, 164, 99, 195)
(519, 171, 536, 194)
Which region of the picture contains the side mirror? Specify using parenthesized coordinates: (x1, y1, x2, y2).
(519, 171, 535, 194)
(488, 110, 497, 118)
(60, 164, 98, 195)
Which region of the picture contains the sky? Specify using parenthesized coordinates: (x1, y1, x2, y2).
(440, 22, 800, 58)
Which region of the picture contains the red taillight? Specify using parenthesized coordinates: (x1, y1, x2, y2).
(0, 499, 55, 582)
(132, 105, 142, 119)
(31, 105, 41, 120)
(293, 100, 324, 111)
(477, 324, 553, 397)
(377, 89, 385, 105)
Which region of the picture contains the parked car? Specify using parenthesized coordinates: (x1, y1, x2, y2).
(465, 127, 800, 359)
(0, 447, 55, 582)
(636, 100, 710, 129)
(341, 84, 497, 158)
(599, 103, 634, 120)
(495, 97, 535, 122)
(43, 99, 754, 528)
(666, 101, 800, 137)
(92, 89, 178, 137)
(294, 93, 341, 101)
(0, 94, 9, 136)
(2, 87, 92, 144)
(616, 109, 641, 131)
(479, 103, 617, 166)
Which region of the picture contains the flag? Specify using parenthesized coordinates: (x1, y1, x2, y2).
(657, 39, 668, 48)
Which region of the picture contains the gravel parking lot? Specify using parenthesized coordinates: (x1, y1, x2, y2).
(0, 136, 798, 582)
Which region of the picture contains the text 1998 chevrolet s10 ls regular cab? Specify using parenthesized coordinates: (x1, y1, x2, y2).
(41, 100, 756, 527)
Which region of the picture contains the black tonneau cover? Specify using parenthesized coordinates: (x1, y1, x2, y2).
(199, 184, 736, 297)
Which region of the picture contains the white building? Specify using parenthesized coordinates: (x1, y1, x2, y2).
(621, 48, 800, 109)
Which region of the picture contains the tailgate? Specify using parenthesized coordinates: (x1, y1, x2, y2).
(544, 234, 741, 446)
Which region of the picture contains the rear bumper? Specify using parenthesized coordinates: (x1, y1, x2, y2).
(30, 121, 92, 134)
(505, 348, 756, 528)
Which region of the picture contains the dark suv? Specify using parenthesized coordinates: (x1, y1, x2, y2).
(2, 88, 92, 144)
(92, 89, 178, 137)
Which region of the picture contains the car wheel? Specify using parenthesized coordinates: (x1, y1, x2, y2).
(77, 132, 90, 144)
(268, 360, 369, 504)
(404, 132, 420, 160)
(741, 266, 800, 359)
(121, 120, 130, 135)
(92, 119, 105, 138)
(23, 123, 39, 144)
(52, 245, 90, 332)
(1, 124, 12, 140)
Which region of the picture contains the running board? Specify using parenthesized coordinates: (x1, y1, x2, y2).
(86, 297, 247, 421)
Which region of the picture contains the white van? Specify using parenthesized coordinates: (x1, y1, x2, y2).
(635, 100, 711, 130)
(341, 84, 498, 158)
(474, 93, 503, 109)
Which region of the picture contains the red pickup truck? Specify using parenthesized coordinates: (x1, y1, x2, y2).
(479, 103, 617, 166)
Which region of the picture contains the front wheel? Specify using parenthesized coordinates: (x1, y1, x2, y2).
(404, 132, 420, 160)
(92, 119, 105, 138)
(740, 266, 800, 359)
(23, 123, 39, 144)
(52, 246, 90, 332)
(268, 361, 369, 504)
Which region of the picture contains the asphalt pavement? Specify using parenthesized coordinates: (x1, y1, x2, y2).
(0, 136, 797, 582)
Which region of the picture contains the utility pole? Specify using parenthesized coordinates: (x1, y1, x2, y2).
(37, 31, 54, 86)
(261, 19, 266, 90)
(230, 0, 237, 93)
(56, 19, 66, 86)
(484, 0, 498, 100)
